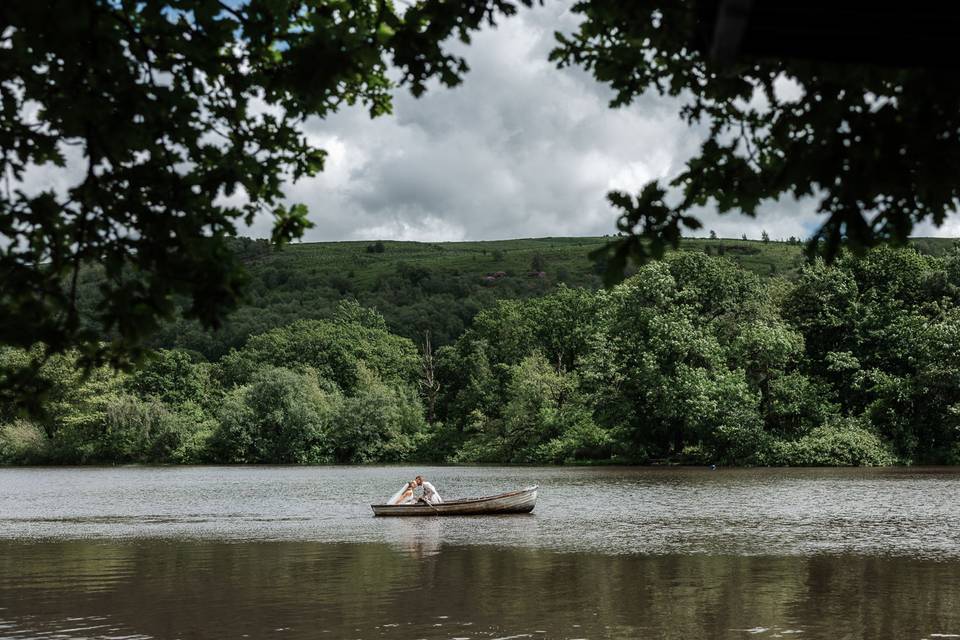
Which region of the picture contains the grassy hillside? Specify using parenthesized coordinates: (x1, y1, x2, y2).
(146, 235, 957, 359)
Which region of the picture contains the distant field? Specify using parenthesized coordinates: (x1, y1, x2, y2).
(270, 235, 957, 281)
(263, 235, 804, 285)
(145, 235, 958, 358)
(261, 236, 613, 290)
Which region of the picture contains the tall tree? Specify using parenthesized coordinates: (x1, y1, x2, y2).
(530, 252, 546, 272)
(0, 0, 532, 400)
(419, 331, 440, 424)
(552, 2, 960, 278)
(6, 0, 960, 400)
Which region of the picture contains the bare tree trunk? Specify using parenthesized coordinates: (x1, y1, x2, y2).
(419, 330, 441, 423)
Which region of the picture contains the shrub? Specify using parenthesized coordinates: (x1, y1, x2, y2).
(329, 367, 427, 463)
(948, 441, 960, 466)
(66, 394, 214, 464)
(0, 420, 50, 464)
(167, 418, 216, 464)
(768, 419, 896, 466)
(99, 394, 168, 462)
(150, 401, 217, 464)
(533, 416, 612, 464)
(447, 411, 503, 464)
(211, 367, 340, 463)
(725, 245, 762, 256)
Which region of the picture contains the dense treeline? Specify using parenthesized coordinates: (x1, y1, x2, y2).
(103, 236, 811, 359)
(134, 237, 600, 357)
(3, 247, 960, 466)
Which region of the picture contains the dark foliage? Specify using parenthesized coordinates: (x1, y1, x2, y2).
(5, 247, 958, 466)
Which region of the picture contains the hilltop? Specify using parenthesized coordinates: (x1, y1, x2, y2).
(145, 235, 957, 359)
(11, 238, 960, 467)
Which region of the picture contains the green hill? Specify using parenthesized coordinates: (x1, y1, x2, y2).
(13, 236, 960, 467)
(146, 235, 958, 359)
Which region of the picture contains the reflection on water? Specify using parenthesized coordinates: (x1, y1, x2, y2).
(2, 466, 960, 639)
(2, 466, 960, 558)
(382, 517, 443, 558)
(1, 541, 959, 640)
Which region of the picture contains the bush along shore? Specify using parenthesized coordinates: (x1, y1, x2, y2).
(3, 246, 960, 466)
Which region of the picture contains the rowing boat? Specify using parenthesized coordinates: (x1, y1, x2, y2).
(371, 485, 538, 517)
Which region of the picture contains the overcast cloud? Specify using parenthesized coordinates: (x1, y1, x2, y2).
(17, 2, 960, 244)
(262, 2, 835, 243)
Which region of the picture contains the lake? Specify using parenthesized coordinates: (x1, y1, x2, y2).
(1, 466, 959, 639)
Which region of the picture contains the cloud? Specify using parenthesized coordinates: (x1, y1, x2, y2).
(689, 196, 827, 242)
(268, 2, 728, 243)
(15, 1, 956, 245)
(271, 2, 863, 244)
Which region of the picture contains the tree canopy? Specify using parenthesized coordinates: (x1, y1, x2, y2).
(0, 0, 533, 394)
(4, 246, 960, 466)
(553, 2, 960, 276)
(3, 0, 958, 395)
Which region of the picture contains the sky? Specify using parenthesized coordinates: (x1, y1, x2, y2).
(16, 1, 960, 245)
(235, 2, 812, 243)
(261, 2, 792, 243)
(247, 1, 960, 245)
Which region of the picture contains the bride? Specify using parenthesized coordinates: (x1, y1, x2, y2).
(386, 481, 417, 505)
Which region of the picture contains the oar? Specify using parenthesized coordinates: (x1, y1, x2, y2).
(418, 497, 440, 513)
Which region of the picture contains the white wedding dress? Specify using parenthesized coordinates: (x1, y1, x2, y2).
(386, 483, 416, 505)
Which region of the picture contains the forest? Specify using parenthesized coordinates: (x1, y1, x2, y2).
(87, 235, 861, 356)
(2, 241, 960, 467)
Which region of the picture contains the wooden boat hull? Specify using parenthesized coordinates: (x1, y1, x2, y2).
(371, 486, 538, 517)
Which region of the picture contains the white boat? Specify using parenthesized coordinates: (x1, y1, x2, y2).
(371, 486, 538, 517)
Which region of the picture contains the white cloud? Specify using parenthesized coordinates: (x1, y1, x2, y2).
(690, 196, 826, 242)
(17, 1, 949, 246)
(265, 1, 733, 243)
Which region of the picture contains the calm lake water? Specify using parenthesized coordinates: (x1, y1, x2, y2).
(1, 466, 959, 639)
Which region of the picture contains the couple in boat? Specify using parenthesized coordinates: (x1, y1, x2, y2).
(386, 475, 443, 506)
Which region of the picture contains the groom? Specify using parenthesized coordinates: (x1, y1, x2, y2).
(415, 475, 443, 504)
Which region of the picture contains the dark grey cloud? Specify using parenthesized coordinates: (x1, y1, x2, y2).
(16, 2, 955, 244)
